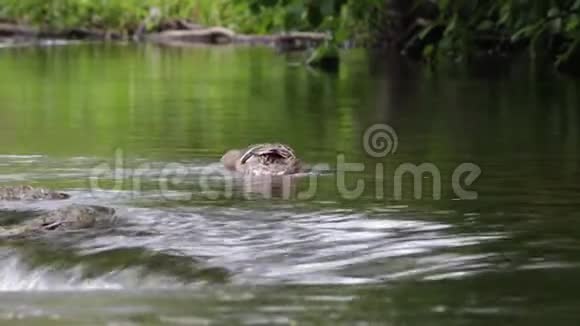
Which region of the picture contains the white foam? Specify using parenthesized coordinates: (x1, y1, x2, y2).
(0, 251, 189, 292)
(0, 255, 122, 292)
(0, 155, 44, 159)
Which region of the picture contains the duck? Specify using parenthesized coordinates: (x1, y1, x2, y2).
(0, 205, 116, 238)
(221, 143, 302, 176)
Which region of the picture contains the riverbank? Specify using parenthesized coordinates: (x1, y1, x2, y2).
(2, 0, 580, 76)
(0, 19, 342, 71)
(0, 0, 371, 46)
(0, 21, 328, 48)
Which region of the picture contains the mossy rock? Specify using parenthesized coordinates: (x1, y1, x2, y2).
(306, 43, 340, 72)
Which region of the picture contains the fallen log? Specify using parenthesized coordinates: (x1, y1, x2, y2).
(1, 22, 330, 51)
(148, 27, 329, 49)
(0, 23, 38, 37)
(0, 23, 119, 40)
(147, 27, 236, 45)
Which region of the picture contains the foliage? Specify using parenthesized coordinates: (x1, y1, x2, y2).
(412, 0, 580, 67)
(0, 0, 197, 34)
(209, 0, 385, 42)
(2, 0, 580, 68)
(0, 0, 385, 43)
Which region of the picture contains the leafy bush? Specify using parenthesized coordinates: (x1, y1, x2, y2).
(0, 0, 385, 42)
(2, 0, 579, 69)
(412, 0, 580, 67)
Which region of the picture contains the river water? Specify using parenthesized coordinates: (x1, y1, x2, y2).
(0, 44, 579, 325)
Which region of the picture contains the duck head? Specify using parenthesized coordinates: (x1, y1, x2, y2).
(221, 149, 243, 171)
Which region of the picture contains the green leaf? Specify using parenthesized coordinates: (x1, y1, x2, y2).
(499, 2, 512, 26)
(566, 15, 580, 33)
(477, 20, 494, 31)
(418, 23, 440, 40)
(511, 24, 539, 42)
(444, 14, 458, 36)
(422, 44, 435, 57)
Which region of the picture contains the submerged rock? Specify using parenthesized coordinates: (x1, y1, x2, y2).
(0, 185, 70, 201)
(0, 205, 117, 238)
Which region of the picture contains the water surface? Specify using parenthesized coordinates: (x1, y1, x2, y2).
(1, 44, 579, 324)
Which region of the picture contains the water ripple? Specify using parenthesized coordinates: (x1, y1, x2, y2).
(1, 156, 506, 288)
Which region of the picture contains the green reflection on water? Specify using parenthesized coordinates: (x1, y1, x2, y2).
(0, 45, 372, 160)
